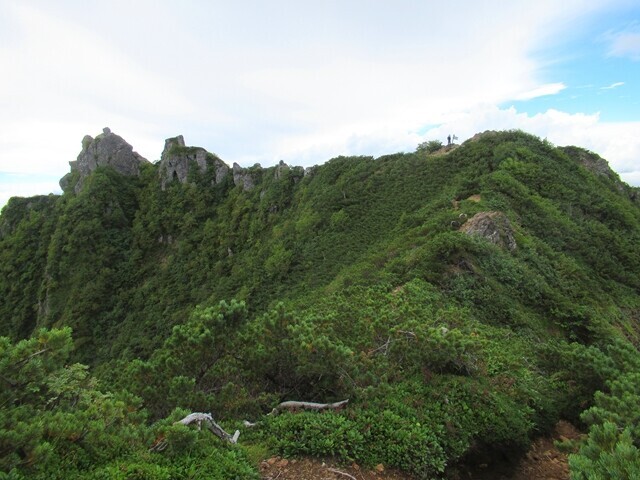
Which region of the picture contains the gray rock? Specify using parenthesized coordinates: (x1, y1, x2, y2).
(62, 128, 149, 193)
(561, 146, 612, 177)
(159, 135, 229, 189)
(274, 160, 289, 180)
(460, 211, 516, 251)
(233, 162, 260, 191)
(58, 172, 74, 193)
(560, 146, 623, 191)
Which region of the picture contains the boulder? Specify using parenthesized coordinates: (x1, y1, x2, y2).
(460, 211, 516, 251)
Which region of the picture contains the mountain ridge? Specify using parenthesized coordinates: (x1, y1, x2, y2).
(1, 128, 639, 478)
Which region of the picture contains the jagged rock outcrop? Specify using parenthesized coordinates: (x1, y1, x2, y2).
(233, 163, 261, 191)
(560, 146, 624, 192)
(273, 160, 304, 183)
(60, 127, 149, 194)
(561, 146, 615, 178)
(159, 135, 229, 189)
(460, 211, 517, 251)
(274, 160, 289, 180)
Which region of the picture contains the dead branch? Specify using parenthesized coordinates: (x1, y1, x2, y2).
(396, 329, 416, 338)
(176, 412, 240, 443)
(2, 348, 51, 388)
(327, 468, 357, 480)
(243, 399, 350, 429)
(149, 437, 168, 452)
(270, 399, 349, 415)
(14, 348, 50, 368)
(368, 336, 392, 356)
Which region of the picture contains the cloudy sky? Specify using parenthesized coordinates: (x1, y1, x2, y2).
(1, 0, 639, 207)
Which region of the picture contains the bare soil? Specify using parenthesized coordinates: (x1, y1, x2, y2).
(260, 456, 408, 480)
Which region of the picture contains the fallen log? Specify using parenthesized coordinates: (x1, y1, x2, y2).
(270, 399, 349, 415)
(176, 412, 240, 443)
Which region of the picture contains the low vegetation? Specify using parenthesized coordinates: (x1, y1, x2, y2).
(1, 130, 639, 478)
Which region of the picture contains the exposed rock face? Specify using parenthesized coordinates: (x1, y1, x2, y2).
(159, 135, 229, 189)
(273, 161, 304, 183)
(460, 211, 516, 251)
(560, 146, 622, 189)
(274, 160, 289, 180)
(60, 127, 149, 193)
(233, 163, 260, 191)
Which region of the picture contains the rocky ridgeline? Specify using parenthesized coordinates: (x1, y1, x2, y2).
(61, 128, 304, 194)
(559, 146, 622, 187)
(60, 128, 150, 193)
(160, 135, 296, 191)
(160, 135, 230, 189)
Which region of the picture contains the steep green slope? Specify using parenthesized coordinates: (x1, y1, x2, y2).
(1, 129, 639, 478)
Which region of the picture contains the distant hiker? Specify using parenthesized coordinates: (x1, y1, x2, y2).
(447, 135, 451, 146)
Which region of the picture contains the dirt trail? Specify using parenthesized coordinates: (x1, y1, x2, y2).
(260, 456, 408, 480)
(260, 421, 582, 480)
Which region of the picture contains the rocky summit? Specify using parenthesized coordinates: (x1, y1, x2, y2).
(159, 135, 230, 189)
(59, 127, 149, 193)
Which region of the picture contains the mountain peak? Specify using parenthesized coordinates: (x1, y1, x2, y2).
(60, 128, 149, 193)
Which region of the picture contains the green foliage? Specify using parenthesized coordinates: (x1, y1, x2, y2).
(115, 300, 250, 419)
(0, 328, 147, 478)
(2, 129, 640, 477)
(416, 139, 444, 154)
(0, 196, 58, 339)
(265, 410, 447, 477)
(569, 423, 640, 480)
(569, 339, 640, 479)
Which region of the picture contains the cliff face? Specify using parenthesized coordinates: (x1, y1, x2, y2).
(60, 127, 149, 193)
(158, 135, 230, 189)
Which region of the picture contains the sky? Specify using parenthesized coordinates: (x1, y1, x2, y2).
(1, 0, 640, 208)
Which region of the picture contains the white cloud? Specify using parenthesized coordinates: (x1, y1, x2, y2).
(515, 83, 567, 100)
(605, 30, 640, 60)
(0, 2, 193, 176)
(1, 0, 638, 209)
(423, 105, 640, 186)
(600, 81, 625, 89)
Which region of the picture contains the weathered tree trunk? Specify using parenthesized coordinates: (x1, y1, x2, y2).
(243, 399, 350, 427)
(176, 412, 240, 443)
(271, 399, 349, 415)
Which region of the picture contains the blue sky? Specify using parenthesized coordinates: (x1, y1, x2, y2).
(508, 9, 640, 121)
(1, 0, 639, 207)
